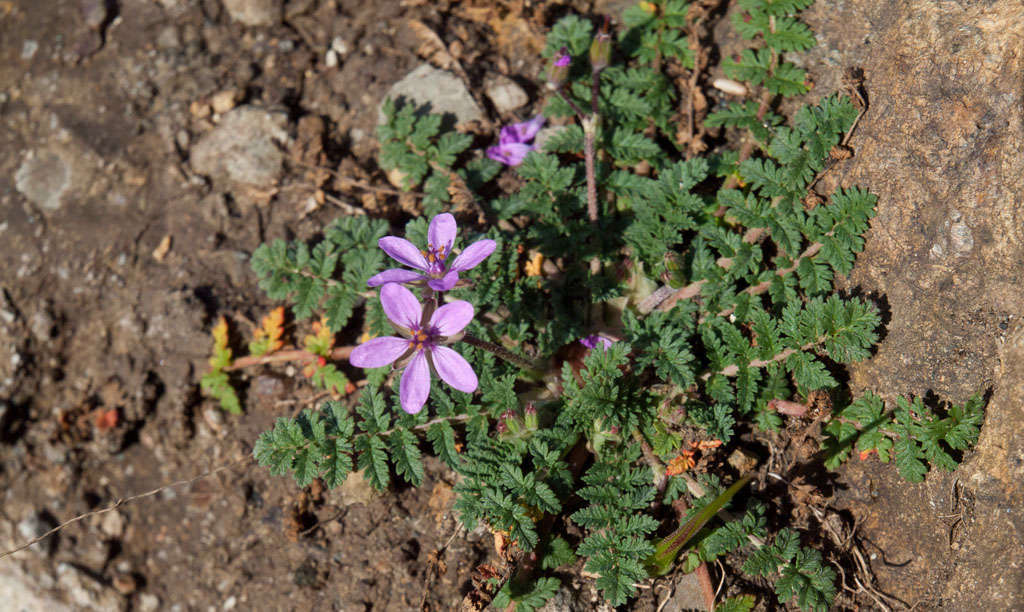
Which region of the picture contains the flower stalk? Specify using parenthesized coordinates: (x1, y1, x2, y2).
(461, 333, 543, 376)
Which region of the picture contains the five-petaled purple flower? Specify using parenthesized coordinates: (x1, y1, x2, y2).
(486, 116, 545, 166)
(367, 213, 496, 292)
(349, 283, 478, 414)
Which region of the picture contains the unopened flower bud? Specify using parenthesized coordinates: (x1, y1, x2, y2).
(502, 409, 522, 435)
(523, 403, 538, 430)
(589, 31, 611, 73)
(547, 47, 571, 89)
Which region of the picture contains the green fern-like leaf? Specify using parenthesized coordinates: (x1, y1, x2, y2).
(388, 427, 425, 486)
(356, 435, 390, 490)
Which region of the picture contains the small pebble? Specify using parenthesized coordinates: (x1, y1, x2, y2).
(485, 74, 528, 114)
(112, 572, 137, 595)
(21, 40, 39, 60)
(210, 89, 238, 115)
(100, 509, 125, 538)
(139, 593, 161, 612)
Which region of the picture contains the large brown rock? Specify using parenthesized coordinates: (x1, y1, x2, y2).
(800, 1, 1024, 607)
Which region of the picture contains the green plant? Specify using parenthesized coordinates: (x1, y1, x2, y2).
(200, 1, 990, 609)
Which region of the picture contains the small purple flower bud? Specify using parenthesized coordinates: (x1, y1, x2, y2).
(589, 31, 611, 73)
(548, 47, 571, 88)
(523, 403, 538, 430)
(502, 409, 523, 435)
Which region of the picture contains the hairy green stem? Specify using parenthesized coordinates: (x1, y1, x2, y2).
(461, 333, 542, 375)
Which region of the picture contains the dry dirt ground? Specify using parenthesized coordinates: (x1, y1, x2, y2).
(1, 1, 1021, 610)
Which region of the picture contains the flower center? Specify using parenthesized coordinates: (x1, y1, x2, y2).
(422, 243, 449, 276)
(408, 325, 439, 351)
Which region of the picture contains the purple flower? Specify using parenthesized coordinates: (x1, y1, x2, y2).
(486, 116, 545, 166)
(349, 283, 478, 414)
(580, 334, 613, 350)
(367, 213, 496, 292)
(554, 49, 572, 67)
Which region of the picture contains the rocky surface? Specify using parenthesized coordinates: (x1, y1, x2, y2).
(221, 0, 282, 27)
(189, 106, 290, 190)
(803, 1, 1024, 607)
(377, 63, 484, 126)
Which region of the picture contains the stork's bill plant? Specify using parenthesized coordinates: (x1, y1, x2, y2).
(216, 1, 988, 609)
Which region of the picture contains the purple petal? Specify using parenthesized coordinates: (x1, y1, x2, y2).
(554, 48, 571, 67)
(349, 336, 410, 368)
(427, 270, 460, 291)
(450, 239, 496, 272)
(379, 236, 429, 271)
(487, 143, 534, 166)
(429, 300, 474, 336)
(380, 283, 422, 329)
(510, 116, 545, 142)
(428, 213, 457, 252)
(580, 334, 613, 350)
(367, 268, 426, 287)
(431, 346, 478, 393)
(400, 351, 431, 414)
(498, 126, 521, 147)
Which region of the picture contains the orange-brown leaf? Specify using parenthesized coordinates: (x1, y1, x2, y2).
(95, 408, 119, 432)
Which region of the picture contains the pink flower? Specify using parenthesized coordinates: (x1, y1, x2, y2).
(486, 116, 545, 166)
(349, 284, 477, 414)
(367, 213, 496, 291)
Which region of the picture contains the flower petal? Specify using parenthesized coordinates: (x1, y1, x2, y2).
(510, 116, 545, 142)
(580, 334, 613, 350)
(450, 239, 496, 272)
(498, 124, 522, 146)
(427, 270, 460, 291)
(349, 336, 410, 368)
(431, 346, 478, 393)
(367, 268, 426, 287)
(400, 351, 431, 414)
(428, 213, 457, 253)
(380, 282, 423, 329)
(429, 300, 474, 336)
(487, 143, 534, 166)
(379, 236, 429, 271)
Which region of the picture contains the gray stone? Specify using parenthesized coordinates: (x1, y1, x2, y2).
(0, 564, 68, 612)
(100, 510, 126, 538)
(56, 562, 126, 611)
(138, 593, 160, 612)
(661, 570, 707, 612)
(190, 106, 289, 188)
(15, 150, 70, 211)
(21, 40, 38, 60)
(485, 75, 529, 114)
(378, 63, 483, 126)
(29, 308, 53, 342)
(221, 0, 281, 27)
